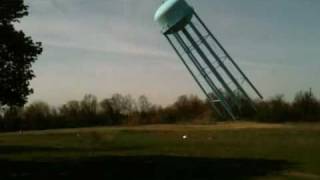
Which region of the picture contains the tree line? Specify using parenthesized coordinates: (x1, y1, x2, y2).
(0, 94, 211, 132)
(0, 90, 320, 132)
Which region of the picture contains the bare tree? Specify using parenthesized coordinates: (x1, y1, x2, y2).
(60, 100, 81, 123)
(81, 94, 98, 116)
(138, 95, 152, 113)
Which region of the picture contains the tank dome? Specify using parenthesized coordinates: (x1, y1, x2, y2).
(154, 0, 193, 34)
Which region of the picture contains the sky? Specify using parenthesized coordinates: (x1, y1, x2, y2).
(15, 0, 320, 106)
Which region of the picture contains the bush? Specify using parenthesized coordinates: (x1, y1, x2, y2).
(1, 106, 23, 131)
(22, 101, 52, 130)
(255, 95, 290, 122)
(160, 95, 211, 123)
(292, 90, 320, 121)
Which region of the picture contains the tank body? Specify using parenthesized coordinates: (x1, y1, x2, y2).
(154, 0, 193, 34)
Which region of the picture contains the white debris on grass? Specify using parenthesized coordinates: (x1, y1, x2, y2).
(182, 135, 188, 139)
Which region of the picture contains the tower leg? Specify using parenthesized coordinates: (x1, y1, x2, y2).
(181, 28, 241, 109)
(173, 32, 236, 120)
(188, 22, 256, 110)
(165, 35, 224, 118)
(193, 11, 264, 100)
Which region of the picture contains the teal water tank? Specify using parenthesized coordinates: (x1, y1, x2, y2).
(154, 0, 193, 34)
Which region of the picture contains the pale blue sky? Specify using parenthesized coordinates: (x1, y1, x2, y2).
(15, 0, 320, 106)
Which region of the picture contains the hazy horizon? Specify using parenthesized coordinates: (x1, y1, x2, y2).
(15, 0, 320, 106)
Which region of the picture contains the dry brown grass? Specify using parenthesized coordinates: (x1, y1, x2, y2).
(3, 121, 320, 136)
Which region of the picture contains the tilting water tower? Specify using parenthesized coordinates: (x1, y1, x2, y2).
(154, 0, 263, 120)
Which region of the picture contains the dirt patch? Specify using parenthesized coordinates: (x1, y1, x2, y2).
(118, 122, 289, 132)
(286, 171, 320, 179)
(1, 122, 309, 136)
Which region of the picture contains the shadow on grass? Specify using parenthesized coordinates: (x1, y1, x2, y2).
(0, 145, 143, 154)
(0, 150, 294, 180)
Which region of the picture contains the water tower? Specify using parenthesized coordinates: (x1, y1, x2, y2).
(154, 0, 263, 119)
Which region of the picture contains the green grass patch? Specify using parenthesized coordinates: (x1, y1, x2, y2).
(0, 122, 319, 179)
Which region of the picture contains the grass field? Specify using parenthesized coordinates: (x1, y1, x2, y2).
(0, 122, 320, 180)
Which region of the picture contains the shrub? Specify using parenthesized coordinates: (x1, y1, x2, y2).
(255, 95, 290, 122)
(22, 101, 52, 130)
(292, 90, 320, 121)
